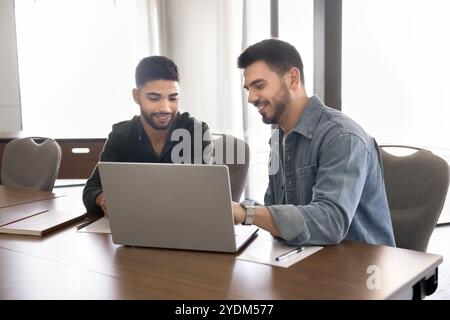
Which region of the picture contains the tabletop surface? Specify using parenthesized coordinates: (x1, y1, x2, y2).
(0, 186, 443, 300)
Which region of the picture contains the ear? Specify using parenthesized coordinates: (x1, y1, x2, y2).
(287, 67, 301, 90)
(132, 88, 140, 105)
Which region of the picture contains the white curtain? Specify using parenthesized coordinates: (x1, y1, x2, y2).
(159, 0, 244, 138)
(241, 0, 272, 202)
(137, 0, 165, 56)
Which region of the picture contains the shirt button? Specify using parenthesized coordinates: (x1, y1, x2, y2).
(287, 156, 291, 161)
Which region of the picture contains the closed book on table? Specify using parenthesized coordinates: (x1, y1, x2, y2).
(0, 210, 86, 236)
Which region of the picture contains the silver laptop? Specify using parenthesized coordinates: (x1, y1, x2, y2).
(98, 162, 258, 253)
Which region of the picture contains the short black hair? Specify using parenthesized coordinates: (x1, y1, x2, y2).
(237, 39, 304, 84)
(135, 56, 179, 87)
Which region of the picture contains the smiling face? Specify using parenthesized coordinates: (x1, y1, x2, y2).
(243, 60, 291, 125)
(132, 80, 180, 130)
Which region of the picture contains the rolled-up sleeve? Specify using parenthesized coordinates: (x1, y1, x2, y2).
(267, 133, 370, 245)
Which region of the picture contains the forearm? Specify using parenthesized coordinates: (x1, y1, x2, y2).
(253, 206, 281, 237)
(233, 202, 281, 237)
(82, 167, 104, 214)
(83, 131, 120, 214)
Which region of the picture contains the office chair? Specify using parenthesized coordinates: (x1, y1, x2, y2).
(1, 137, 62, 192)
(380, 145, 449, 252)
(212, 134, 250, 202)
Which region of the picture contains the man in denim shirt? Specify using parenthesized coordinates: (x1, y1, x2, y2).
(233, 39, 395, 247)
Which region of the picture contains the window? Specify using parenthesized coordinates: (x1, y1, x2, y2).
(342, 0, 450, 162)
(15, 0, 152, 138)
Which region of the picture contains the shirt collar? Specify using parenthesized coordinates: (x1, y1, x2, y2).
(271, 94, 324, 141)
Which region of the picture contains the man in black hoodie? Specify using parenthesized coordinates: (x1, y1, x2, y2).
(83, 56, 212, 215)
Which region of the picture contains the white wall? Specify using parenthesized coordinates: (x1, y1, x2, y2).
(0, 0, 22, 132)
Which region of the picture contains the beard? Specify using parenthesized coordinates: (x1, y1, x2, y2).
(140, 108, 177, 130)
(260, 82, 291, 125)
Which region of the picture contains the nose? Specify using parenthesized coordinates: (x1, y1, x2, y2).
(158, 98, 172, 113)
(247, 90, 258, 106)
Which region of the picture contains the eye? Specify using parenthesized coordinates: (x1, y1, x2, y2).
(256, 83, 266, 90)
(169, 97, 179, 102)
(149, 97, 159, 102)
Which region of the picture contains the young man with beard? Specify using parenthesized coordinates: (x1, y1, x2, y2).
(233, 39, 395, 247)
(83, 56, 212, 215)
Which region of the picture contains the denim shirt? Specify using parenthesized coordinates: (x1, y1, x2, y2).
(265, 95, 396, 247)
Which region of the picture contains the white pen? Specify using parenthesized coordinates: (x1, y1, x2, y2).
(275, 246, 304, 261)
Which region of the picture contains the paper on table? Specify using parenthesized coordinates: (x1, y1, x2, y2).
(77, 217, 111, 234)
(53, 179, 87, 187)
(236, 230, 323, 268)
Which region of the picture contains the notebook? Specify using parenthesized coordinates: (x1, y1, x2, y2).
(0, 209, 86, 236)
(98, 162, 258, 252)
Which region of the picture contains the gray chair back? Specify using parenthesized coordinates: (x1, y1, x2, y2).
(380, 145, 449, 251)
(212, 134, 250, 202)
(1, 137, 62, 192)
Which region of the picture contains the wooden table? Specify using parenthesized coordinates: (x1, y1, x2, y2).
(0, 187, 442, 300)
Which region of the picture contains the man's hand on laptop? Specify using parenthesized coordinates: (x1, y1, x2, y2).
(96, 193, 108, 217)
(232, 202, 246, 224)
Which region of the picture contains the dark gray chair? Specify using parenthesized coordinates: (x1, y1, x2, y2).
(212, 134, 250, 202)
(1, 137, 62, 192)
(380, 145, 449, 252)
